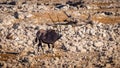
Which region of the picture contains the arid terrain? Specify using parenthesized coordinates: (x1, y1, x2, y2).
(0, 0, 120, 68)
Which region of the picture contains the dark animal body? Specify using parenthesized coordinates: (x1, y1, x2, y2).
(34, 29, 62, 52)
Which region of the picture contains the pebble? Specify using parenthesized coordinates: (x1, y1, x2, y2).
(94, 41, 104, 47)
(12, 23, 20, 29)
(69, 46, 76, 52)
(18, 12, 25, 19)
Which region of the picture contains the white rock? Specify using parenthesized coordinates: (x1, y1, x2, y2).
(62, 5, 69, 10)
(27, 40, 32, 45)
(18, 14, 25, 19)
(94, 41, 104, 47)
(38, 5, 48, 10)
(76, 46, 82, 50)
(81, 48, 87, 53)
(2, 15, 15, 25)
(25, 13, 33, 18)
(15, 37, 20, 41)
(90, 29, 96, 35)
(69, 46, 76, 52)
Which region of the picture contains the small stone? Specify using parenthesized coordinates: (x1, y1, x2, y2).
(15, 37, 19, 41)
(20, 57, 29, 63)
(14, 42, 18, 46)
(34, 26, 39, 30)
(14, 12, 19, 19)
(6, 33, 14, 40)
(61, 45, 67, 51)
(8, 1, 16, 5)
(56, 4, 65, 9)
(27, 40, 32, 45)
(104, 12, 113, 15)
(0, 19, 3, 23)
(86, 4, 100, 9)
(12, 23, 20, 29)
(94, 42, 104, 47)
(69, 46, 76, 52)
(25, 13, 33, 18)
(0, 45, 2, 49)
(0, 61, 4, 67)
(18, 12, 25, 19)
(81, 48, 86, 53)
(109, 37, 114, 41)
(106, 64, 111, 68)
(3, 15, 15, 25)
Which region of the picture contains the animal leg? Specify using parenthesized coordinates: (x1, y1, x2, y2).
(38, 41, 44, 52)
(35, 37, 38, 43)
(48, 44, 50, 50)
(48, 44, 53, 53)
(51, 44, 55, 53)
(52, 43, 54, 49)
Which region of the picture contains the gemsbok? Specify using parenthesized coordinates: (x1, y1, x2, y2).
(34, 29, 62, 53)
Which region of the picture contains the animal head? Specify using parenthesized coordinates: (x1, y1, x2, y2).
(55, 31, 62, 40)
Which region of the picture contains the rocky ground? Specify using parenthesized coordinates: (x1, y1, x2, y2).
(0, 0, 120, 68)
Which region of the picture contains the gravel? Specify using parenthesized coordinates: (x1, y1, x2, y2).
(0, 0, 120, 68)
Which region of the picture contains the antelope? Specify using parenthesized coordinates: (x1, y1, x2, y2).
(34, 29, 62, 53)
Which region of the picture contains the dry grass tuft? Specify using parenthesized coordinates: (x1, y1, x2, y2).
(29, 11, 68, 24)
(79, 13, 89, 21)
(34, 52, 64, 60)
(92, 14, 120, 24)
(91, 2, 120, 6)
(0, 54, 17, 61)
